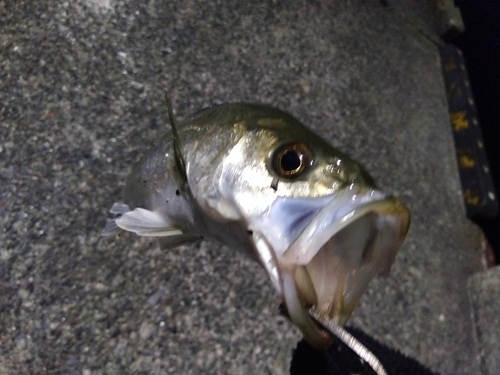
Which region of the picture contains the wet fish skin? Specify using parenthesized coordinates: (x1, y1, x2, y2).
(103, 102, 410, 349)
(125, 103, 373, 220)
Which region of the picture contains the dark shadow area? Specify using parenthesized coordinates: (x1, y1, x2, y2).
(290, 327, 440, 375)
(454, 0, 500, 264)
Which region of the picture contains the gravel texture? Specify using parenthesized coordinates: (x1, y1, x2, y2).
(468, 266, 500, 375)
(0, 0, 484, 374)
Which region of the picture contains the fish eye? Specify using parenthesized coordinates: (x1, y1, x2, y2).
(273, 142, 312, 178)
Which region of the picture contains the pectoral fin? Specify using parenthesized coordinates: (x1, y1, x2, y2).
(109, 203, 132, 215)
(115, 208, 183, 237)
(101, 203, 133, 236)
(101, 219, 122, 236)
(101, 204, 200, 247)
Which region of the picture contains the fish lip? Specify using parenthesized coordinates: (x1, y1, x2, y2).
(282, 189, 410, 267)
(249, 185, 410, 349)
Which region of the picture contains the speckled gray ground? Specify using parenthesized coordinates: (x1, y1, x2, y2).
(468, 266, 500, 375)
(0, 0, 486, 374)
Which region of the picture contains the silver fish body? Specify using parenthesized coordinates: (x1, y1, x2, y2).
(103, 103, 410, 349)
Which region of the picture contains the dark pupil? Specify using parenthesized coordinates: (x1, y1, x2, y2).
(280, 151, 301, 171)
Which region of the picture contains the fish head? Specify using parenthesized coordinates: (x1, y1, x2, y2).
(188, 104, 410, 349)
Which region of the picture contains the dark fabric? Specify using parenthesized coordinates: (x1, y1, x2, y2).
(455, 0, 500, 262)
(290, 327, 441, 375)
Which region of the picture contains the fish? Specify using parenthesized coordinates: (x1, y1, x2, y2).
(102, 100, 410, 350)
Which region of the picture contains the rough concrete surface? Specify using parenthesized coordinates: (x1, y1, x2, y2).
(468, 266, 500, 375)
(0, 0, 485, 374)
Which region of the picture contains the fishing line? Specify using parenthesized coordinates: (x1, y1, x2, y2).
(308, 306, 388, 375)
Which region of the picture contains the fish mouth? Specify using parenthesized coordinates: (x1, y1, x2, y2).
(249, 184, 410, 349)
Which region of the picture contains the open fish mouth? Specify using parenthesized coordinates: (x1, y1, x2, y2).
(249, 184, 410, 349)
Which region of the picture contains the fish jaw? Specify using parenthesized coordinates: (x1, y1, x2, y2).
(248, 185, 410, 349)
